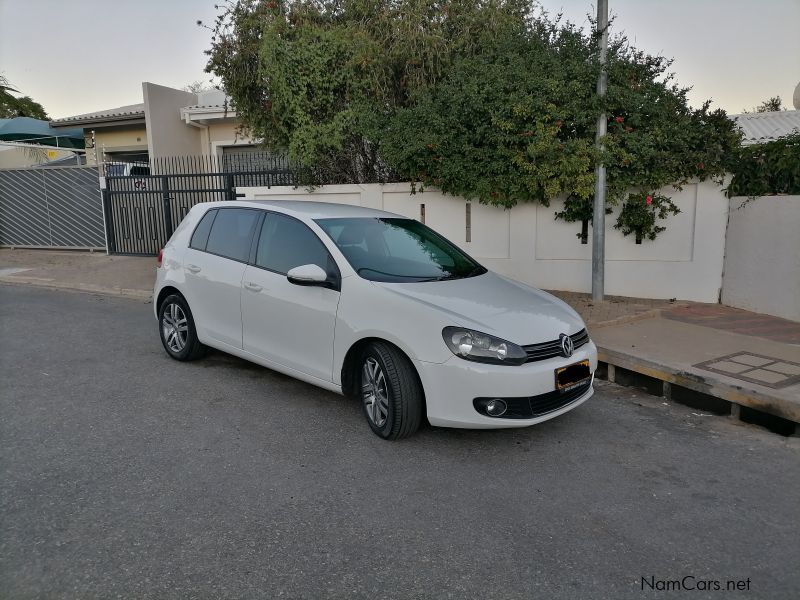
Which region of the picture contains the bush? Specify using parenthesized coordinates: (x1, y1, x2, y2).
(206, 1, 742, 241)
(726, 132, 800, 197)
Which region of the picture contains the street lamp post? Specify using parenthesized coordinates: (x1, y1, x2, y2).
(592, 0, 609, 302)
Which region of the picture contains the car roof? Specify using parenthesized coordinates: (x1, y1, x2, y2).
(207, 199, 405, 220)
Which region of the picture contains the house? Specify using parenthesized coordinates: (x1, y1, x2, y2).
(50, 102, 147, 164)
(49, 83, 257, 167)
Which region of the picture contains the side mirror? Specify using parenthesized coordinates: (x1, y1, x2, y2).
(287, 264, 329, 286)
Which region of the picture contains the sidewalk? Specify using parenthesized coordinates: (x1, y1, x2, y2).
(2, 248, 797, 433)
(0, 249, 154, 300)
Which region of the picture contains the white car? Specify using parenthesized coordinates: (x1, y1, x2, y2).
(154, 200, 597, 439)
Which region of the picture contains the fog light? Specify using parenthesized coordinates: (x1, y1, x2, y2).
(485, 399, 507, 417)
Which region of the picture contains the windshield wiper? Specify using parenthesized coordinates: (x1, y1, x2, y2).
(433, 266, 485, 281)
(356, 267, 440, 281)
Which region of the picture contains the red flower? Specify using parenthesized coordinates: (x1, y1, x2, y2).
(646, 195, 653, 206)
(698, 162, 705, 169)
(614, 116, 624, 123)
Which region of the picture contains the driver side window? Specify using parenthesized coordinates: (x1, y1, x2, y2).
(255, 212, 332, 275)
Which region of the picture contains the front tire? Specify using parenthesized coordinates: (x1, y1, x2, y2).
(359, 342, 423, 440)
(158, 294, 205, 361)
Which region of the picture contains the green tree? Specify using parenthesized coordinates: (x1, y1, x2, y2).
(745, 96, 784, 113)
(205, 0, 530, 182)
(205, 1, 741, 241)
(0, 75, 49, 119)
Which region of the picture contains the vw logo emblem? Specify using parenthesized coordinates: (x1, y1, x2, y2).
(559, 333, 574, 358)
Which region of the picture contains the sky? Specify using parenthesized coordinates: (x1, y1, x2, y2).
(1, 0, 798, 119)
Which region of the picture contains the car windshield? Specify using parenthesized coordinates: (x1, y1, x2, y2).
(315, 217, 487, 283)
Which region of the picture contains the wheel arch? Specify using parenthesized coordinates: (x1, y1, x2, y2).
(340, 337, 426, 412)
(156, 285, 185, 312)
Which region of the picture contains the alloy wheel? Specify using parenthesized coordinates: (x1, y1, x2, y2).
(162, 302, 189, 353)
(362, 357, 389, 427)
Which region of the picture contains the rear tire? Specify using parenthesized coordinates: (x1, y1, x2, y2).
(359, 342, 422, 440)
(158, 294, 205, 361)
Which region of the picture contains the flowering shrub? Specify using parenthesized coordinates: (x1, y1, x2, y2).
(614, 193, 680, 243)
(206, 1, 741, 241)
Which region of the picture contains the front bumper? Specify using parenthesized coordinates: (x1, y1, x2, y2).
(414, 340, 597, 429)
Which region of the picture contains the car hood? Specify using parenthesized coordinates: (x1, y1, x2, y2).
(374, 272, 585, 345)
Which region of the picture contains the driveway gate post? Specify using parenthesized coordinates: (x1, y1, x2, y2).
(101, 188, 116, 253)
(161, 176, 174, 236)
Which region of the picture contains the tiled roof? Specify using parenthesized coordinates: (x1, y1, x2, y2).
(50, 103, 145, 126)
(732, 110, 800, 145)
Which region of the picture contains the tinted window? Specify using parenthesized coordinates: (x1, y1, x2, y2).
(315, 217, 486, 283)
(205, 208, 259, 262)
(256, 213, 331, 274)
(190, 209, 217, 251)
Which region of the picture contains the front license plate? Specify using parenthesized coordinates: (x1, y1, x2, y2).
(555, 360, 591, 391)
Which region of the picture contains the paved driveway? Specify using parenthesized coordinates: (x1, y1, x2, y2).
(1, 284, 798, 599)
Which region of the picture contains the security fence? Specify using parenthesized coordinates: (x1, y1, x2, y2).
(102, 153, 295, 255)
(0, 166, 105, 249)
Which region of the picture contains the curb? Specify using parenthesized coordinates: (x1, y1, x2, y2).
(588, 308, 664, 330)
(597, 345, 799, 433)
(588, 302, 692, 330)
(0, 277, 151, 301)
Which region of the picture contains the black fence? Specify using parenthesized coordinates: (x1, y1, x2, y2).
(102, 152, 296, 255)
(101, 150, 407, 255)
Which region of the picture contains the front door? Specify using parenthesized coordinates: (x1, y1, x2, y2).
(241, 212, 341, 381)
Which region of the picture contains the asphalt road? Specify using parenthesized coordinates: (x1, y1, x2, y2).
(1, 284, 798, 600)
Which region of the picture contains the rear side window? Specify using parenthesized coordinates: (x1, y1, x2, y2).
(256, 212, 331, 274)
(205, 208, 259, 262)
(189, 209, 217, 251)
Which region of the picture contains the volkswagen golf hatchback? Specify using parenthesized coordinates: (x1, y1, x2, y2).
(154, 200, 597, 439)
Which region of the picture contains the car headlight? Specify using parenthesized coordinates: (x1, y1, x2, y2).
(442, 327, 527, 366)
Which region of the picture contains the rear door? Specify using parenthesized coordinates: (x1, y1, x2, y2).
(182, 207, 261, 348)
(241, 212, 341, 381)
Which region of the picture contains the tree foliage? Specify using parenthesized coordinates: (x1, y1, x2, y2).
(182, 80, 215, 94)
(205, 1, 741, 240)
(745, 96, 784, 113)
(726, 132, 800, 197)
(0, 75, 49, 120)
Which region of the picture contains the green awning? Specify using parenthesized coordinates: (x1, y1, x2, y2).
(0, 117, 84, 149)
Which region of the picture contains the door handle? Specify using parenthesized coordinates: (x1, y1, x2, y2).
(186, 264, 201, 273)
(243, 281, 263, 292)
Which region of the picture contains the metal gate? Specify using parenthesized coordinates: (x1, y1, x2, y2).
(103, 154, 294, 255)
(0, 166, 105, 249)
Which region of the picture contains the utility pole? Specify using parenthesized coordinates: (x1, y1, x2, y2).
(592, 0, 609, 301)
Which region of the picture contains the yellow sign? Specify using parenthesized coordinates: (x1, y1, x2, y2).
(47, 150, 58, 159)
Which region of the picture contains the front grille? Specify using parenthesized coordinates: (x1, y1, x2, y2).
(473, 379, 592, 420)
(522, 329, 590, 363)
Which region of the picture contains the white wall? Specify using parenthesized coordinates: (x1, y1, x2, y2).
(143, 83, 201, 163)
(239, 181, 730, 302)
(722, 196, 800, 321)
